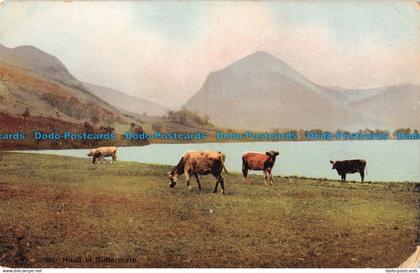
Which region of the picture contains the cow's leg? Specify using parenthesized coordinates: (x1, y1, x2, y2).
(267, 168, 273, 185)
(218, 175, 225, 194)
(112, 153, 117, 164)
(242, 167, 249, 182)
(212, 173, 220, 193)
(212, 180, 219, 193)
(94, 154, 103, 164)
(263, 169, 269, 185)
(242, 159, 249, 182)
(184, 172, 191, 191)
(244, 167, 252, 184)
(194, 174, 202, 191)
(360, 169, 365, 183)
(343, 174, 346, 182)
(95, 154, 103, 164)
(92, 155, 97, 164)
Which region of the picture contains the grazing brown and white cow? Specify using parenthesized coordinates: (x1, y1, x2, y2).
(242, 151, 279, 185)
(330, 159, 366, 183)
(87, 146, 117, 164)
(167, 151, 228, 194)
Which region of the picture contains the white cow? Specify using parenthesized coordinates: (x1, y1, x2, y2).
(87, 146, 117, 164)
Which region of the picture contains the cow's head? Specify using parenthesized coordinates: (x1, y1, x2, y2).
(330, 160, 336, 169)
(167, 170, 179, 188)
(87, 150, 95, 156)
(266, 151, 280, 159)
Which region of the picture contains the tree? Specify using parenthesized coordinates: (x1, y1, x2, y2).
(90, 116, 99, 125)
(22, 108, 30, 120)
(152, 122, 162, 132)
(203, 114, 210, 125)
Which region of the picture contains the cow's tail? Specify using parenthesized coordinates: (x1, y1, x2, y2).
(220, 152, 229, 174)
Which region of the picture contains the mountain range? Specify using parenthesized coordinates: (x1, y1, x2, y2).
(0, 44, 128, 127)
(185, 51, 419, 130)
(0, 44, 168, 131)
(1, 44, 418, 132)
(83, 82, 169, 117)
(0, 44, 86, 91)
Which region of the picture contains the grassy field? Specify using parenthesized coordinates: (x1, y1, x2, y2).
(0, 152, 418, 268)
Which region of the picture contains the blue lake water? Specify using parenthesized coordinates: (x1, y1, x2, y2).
(21, 140, 420, 182)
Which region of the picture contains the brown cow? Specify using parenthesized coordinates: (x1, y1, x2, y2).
(87, 146, 117, 164)
(242, 151, 279, 185)
(330, 159, 366, 183)
(167, 151, 228, 194)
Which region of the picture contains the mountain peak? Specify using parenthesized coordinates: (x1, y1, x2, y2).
(0, 43, 86, 91)
(14, 45, 44, 52)
(246, 50, 278, 59)
(236, 50, 285, 66)
(12, 45, 54, 59)
(223, 50, 298, 76)
(1, 44, 53, 59)
(214, 50, 324, 96)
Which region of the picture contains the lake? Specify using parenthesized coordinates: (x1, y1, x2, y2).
(21, 140, 420, 182)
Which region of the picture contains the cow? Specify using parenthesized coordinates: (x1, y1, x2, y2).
(87, 146, 117, 164)
(242, 151, 279, 185)
(330, 159, 366, 183)
(167, 151, 228, 194)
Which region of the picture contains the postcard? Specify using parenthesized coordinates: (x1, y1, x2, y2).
(0, 0, 419, 269)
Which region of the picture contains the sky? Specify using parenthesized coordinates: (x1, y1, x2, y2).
(0, 1, 419, 108)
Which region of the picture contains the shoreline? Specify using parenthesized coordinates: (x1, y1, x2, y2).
(5, 151, 420, 184)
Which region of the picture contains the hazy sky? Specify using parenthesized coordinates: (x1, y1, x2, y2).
(0, 1, 419, 108)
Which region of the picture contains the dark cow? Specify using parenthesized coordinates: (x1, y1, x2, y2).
(167, 151, 228, 194)
(242, 151, 279, 185)
(330, 159, 367, 183)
